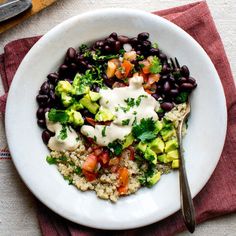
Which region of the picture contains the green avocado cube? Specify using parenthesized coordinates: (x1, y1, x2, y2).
(72, 111, 84, 126)
(165, 139, 179, 152)
(166, 150, 179, 160)
(155, 120, 164, 132)
(55, 80, 74, 96)
(144, 148, 157, 164)
(137, 141, 147, 153)
(122, 133, 134, 149)
(149, 137, 164, 154)
(61, 93, 74, 107)
(69, 102, 84, 111)
(160, 128, 176, 141)
(147, 171, 161, 186)
(89, 91, 101, 102)
(95, 107, 114, 122)
(157, 153, 167, 163)
(79, 94, 99, 114)
(172, 160, 179, 169)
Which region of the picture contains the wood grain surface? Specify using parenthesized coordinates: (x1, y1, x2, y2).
(0, 0, 56, 34)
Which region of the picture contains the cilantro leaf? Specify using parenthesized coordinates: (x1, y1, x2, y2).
(122, 119, 130, 126)
(175, 91, 189, 103)
(58, 125, 67, 140)
(46, 156, 57, 164)
(150, 56, 162, 74)
(108, 140, 123, 156)
(132, 118, 157, 142)
(124, 98, 135, 107)
(48, 109, 69, 124)
(102, 126, 107, 137)
(136, 95, 148, 106)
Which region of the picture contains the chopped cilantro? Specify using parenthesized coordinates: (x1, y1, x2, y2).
(122, 119, 130, 126)
(58, 125, 67, 140)
(79, 44, 88, 53)
(102, 126, 107, 137)
(152, 42, 158, 49)
(108, 140, 123, 156)
(132, 118, 157, 142)
(124, 97, 135, 107)
(139, 63, 145, 68)
(136, 95, 148, 106)
(175, 91, 189, 103)
(94, 136, 97, 142)
(63, 176, 73, 185)
(133, 111, 137, 115)
(119, 49, 126, 55)
(48, 109, 69, 124)
(136, 55, 144, 61)
(74, 166, 82, 174)
(115, 107, 119, 112)
(150, 56, 162, 74)
(46, 156, 57, 164)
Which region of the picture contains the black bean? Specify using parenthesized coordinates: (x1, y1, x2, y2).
(169, 88, 179, 97)
(42, 130, 53, 144)
(59, 64, 69, 77)
(161, 64, 170, 74)
(44, 107, 50, 114)
(47, 73, 59, 84)
(91, 84, 100, 92)
(142, 40, 151, 50)
(136, 44, 142, 50)
(136, 50, 141, 55)
(130, 37, 138, 46)
(49, 84, 54, 91)
(161, 102, 174, 111)
(87, 64, 93, 69)
(156, 84, 162, 92)
(178, 77, 188, 84)
(137, 32, 149, 41)
(66, 47, 77, 62)
(109, 32, 118, 40)
(149, 48, 159, 56)
(104, 45, 112, 53)
(40, 81, 50, 95)
(152, 93, 159, 100)
(117, 35, 129, 44)
(168, 75, 175, 83)
(69, 63, 78, 73)
(49, 90, 56, 102)
(159, 53, 167, 61)
(36, 108, 45, 119)
(114, 41, 121, 52)
(106, 37, 116, 47)
(36, 94, 48, 104)
(37, 119, 46, 128)
(180, 65, 190, 78)
(188, 77, 196, 84)
(180, 83, 194, 91)
(163, 81, 171, 93)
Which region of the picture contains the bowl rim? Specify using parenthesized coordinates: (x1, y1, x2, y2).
(5, 8, 227, 230)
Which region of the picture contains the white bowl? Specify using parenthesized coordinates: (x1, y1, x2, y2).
(5, 9, 227, 230)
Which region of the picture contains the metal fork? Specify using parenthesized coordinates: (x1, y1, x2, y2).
(170, 57, 196, 233)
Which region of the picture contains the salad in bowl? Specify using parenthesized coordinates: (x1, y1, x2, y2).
(36, 32, 197, 202)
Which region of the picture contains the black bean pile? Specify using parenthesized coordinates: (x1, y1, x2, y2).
(36, 32, 197, 137)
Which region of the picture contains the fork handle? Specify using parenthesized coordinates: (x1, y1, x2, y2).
(177, 122, 196, 233)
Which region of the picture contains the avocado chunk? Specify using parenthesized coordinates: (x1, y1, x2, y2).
(137, 141, 147, 153)
(72, 73, 90, 95)
(147, 171, 161, 186)
(144, 147, 157, 164)
(61, 93, 74, 107)
(172, 160, 179, 169)
(155, 120, 164, 132)
(160, 128, 176, 141)
(166, 150, 179, 160)
(149, 137, 164, 154)
(157, 153, 167, 163)
(80, 94, 99, 114)
(69, 101, 84, 111)
(165, 139, 179, 152)
(55, 80, 74, 95)
(123, 133, 134, 149)
(95, 107, 115, 122)
(89, 91, 101, 102)
(67, 110, 84, 126)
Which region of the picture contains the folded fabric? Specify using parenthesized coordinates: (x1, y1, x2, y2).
(0, 1, 235, 235)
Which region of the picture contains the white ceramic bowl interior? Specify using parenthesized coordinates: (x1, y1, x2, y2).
(5, 9, 227, 230)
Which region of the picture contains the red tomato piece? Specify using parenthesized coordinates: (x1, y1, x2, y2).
(82, 154, 97, 172)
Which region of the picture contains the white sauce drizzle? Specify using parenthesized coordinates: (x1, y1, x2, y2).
(81, 75, 160, 146)
(45, 113, 79, 151)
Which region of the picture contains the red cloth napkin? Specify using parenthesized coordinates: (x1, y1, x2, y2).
(0, 1, 236, 235)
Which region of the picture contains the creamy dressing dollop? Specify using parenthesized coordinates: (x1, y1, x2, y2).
(45, 113, 79, 151)
(81, 75, 160, 146)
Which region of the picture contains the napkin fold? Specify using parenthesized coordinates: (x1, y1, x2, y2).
(0, 1, 236, 235)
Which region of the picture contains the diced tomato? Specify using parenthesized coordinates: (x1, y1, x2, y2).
(117, 185, 128, 195)
(98, 151, 110, 165)
(139, 60, 150, 74)
(94, 148, 103, 156)
(118, 167, 129, 187)
(115, 69, 123, 80)
(128, 146, 135, 161)
(82, 154, 97, 172)
(85, 117, 96, 126)
(145, 89, 154, 94)
(141, 72, 149, 83)
(122, 60, 133, 78)
(112, 82, 127, 88)
(108, 157, 120, 166)
(148, 74, 160, 84)
(82, 169, 97, 182)
(110, 165, 119, 173)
